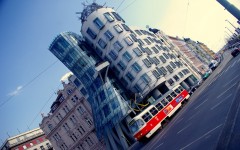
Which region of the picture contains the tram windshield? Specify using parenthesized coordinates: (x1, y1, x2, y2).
(129, 119, 145, 134)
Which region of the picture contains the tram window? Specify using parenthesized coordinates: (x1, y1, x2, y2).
(166, 95, 173, 102)
(174, 88, 180, 94)
(170, 92, 177, 98)
(150, 107, 158, 116)
(142, 112, 152, 122)
(161, 99, 168, 106)
(156, 103, 163, 111)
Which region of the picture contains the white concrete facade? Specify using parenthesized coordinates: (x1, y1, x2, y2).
(81, 7, 195, 101)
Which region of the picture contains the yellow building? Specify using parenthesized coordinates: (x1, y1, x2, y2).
(197, 42, 215, 59)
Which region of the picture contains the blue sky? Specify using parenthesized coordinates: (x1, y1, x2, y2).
(0, 0, 239, 143)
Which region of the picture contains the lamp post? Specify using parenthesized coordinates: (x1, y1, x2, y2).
(225, 27, 238, 37)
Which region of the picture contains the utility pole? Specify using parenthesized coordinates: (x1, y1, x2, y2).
(217, 0, 240, 21)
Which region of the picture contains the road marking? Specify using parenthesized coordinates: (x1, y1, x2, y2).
(154, 143, 164, 149)
(179, 124, 223, 150)
(208, 77, 217, 86)
(218, 71, 224, 77)
(211, 94, 232, 110)
(231, 61, 237, 68)
(188, 111, 201, 121)
(225, 65, 231, 72)
(223, 75, 240, 87)
(194, 99, 208, 110)
(176, 117, 184, 124)
(177, 124, 192, 134)
(217, 83, 237, 98)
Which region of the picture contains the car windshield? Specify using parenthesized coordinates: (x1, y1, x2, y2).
(129, 119, 145, 134)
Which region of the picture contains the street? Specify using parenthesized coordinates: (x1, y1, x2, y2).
(132, 51, 240, 150)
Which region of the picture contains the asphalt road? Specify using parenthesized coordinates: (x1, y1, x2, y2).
(134, 51, 240, 150)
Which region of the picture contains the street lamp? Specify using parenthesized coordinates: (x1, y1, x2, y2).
(225, 27, 238, 37)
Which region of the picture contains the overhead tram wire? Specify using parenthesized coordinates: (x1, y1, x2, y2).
(26, 83, 62, 130)
(118, 0, 138, 13)
(0, 60, 59, 109)
(116, 0, 126, 11)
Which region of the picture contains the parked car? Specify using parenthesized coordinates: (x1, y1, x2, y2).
(202, 70, 211, 80)
(231, 48, 240, 57)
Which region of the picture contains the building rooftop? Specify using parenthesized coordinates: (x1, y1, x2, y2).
(80, 3, 103, 23)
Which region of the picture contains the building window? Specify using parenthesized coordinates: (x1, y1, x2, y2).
(173, 75, 180, 81)
(113, 41, 123, 51)
(63, 123, 70, 131)
(103, 105, 111, 117)
(141, 73, 151, 84)
(117, 61, 126, 71)
(85, 117, 93, 126)
(178, 72, 184, 77)
(104, 30, 114, 41)
(152, 70, 161, 79)
(134, 84, 142, 93)
(135, 30, 142, 35)
(159, 56, 166, 63)
(111, 12, 124, 22)
(86, 137, 94, 146)
(86, 28, 97, 39)
(132, 62, 142, 73)
(137, 39, 144, 46)
(133, 47, 142, 57)
(166, 65, 173, 73)
(148, 37, 154, 43)
(73, 78, 81, 87)
(93, 17, 104, 30)
(104, 12, 114, 22)
(130, 34, 138, 42)
(158, 67, 167, 75)
(126, 72, 134, 81)
(144, 38, 151, 45)
(109, 50, 118, 60)
(46, 143, 51, 149)
(152, 57, 160, 65)
(163, 53, 169, 59)
(113, 24, 123, 33)
(167, 78, 175, 86)
(124, 37, 133, 46)
(152, 46, 159, 53)
(40, 146, 45, 150)
(170, 61, 176, 69)
(77, 106, 85, 115)
(80, 88, 87, 96)
(48, 124, 53, 131)
(144, 47, 152, 55)
(142, 58, 151, 68)
(122, 24, 131, 31)
(98, 38, 107, 49)
(122, 51, 132, 62)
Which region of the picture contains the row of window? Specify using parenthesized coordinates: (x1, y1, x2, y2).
(76, 136, 95, 150)
(141, 86, 184, 122)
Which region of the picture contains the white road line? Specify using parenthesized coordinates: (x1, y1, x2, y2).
(179, 124, 223, 150)
(223, 75, 240, 87)
(231, 61, 237, 68)
(188, 111, 201, 121)
(208, 77, 217, 86)
(154, 143, 164, 149)
(217, 83, 237, 98)
(194, 99, 208, 110)
(218, 71, 224, 77)
(177, 124, 192, 134)
(225, 65, 231, 72)
(176, 117, 184, 124)
(211, 94, 232, 110)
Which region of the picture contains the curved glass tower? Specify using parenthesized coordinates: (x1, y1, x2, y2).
(49, 32, 131, 149)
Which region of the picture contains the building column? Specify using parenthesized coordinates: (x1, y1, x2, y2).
(186, 76, 195, 86)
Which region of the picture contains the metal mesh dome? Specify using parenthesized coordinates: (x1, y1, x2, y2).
(80, 3, 103, 23)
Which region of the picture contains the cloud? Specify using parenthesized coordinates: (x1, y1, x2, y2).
(8, 86, 23, 96)
(60, 72, 73, 82)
